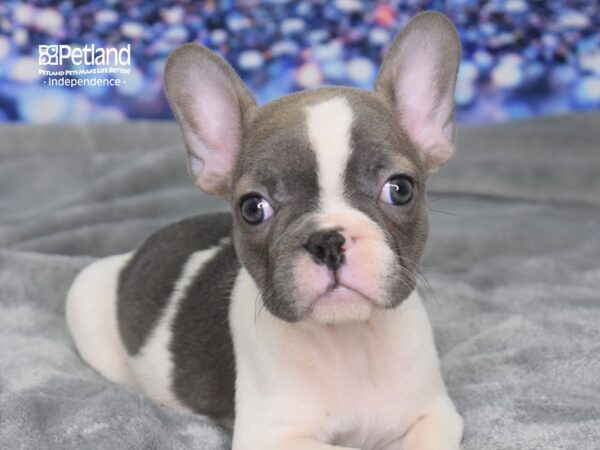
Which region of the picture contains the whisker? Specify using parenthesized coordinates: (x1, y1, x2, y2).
(397, 255, 440, 307)
(252, 242, 273, 327)
(428, 207, 463, 217)
(427, 193, 453, 203)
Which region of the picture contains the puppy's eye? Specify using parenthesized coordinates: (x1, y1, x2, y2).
(380, 175, 414, 205)
(239, 195, 274, 224)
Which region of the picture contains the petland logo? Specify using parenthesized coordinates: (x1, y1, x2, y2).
(38, 44, 131, 88)
(39, 44, 131, 66)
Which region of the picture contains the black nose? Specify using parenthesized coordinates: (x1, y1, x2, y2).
(305, 230, 346, 271)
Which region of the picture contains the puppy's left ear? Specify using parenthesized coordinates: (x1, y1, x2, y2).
(165, 44, 256, 198)
(375, 12, 461, 173)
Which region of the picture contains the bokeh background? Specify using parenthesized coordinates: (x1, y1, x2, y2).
(1, 0, 599, 124)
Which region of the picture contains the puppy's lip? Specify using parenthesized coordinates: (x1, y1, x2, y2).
(312, 283, 375, 306)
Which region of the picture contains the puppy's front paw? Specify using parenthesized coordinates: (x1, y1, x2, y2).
(234, 438, 359, 450)
(279, 439, 359, 450)
(396, 396, 463, 450)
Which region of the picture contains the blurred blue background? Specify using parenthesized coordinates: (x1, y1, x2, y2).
(0, 0, 599, 124)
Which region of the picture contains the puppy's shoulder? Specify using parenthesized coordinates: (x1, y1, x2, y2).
(123, 212, 233, 276)
(143, 212, 233, 253)
(117, 211, 234, 355)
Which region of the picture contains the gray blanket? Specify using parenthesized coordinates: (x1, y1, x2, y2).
(1, 115, 599, 449)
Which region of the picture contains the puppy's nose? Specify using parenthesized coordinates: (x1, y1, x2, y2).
(305, 230, 345, 271)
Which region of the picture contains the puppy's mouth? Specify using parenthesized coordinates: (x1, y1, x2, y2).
(307, 281, 375, 324)
(321, 281, 374, 303)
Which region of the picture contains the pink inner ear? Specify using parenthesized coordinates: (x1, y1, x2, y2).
(396, 55, 437, 143)
(393, 54, 455, 169)
(402, 106, 454, 170)
(187, 81, 241, 184)
(188, 153, 204, 178)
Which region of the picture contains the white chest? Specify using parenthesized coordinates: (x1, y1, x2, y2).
(230, 269, 446, 449)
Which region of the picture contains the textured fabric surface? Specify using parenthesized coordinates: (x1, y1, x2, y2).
(1, 114, 599, 449)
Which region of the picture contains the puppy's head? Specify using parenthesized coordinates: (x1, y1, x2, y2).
(165, 12, 460, 324)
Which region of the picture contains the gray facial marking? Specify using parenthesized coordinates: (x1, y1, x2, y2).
(117, 213, 233, 355)
(231, 90, 339, 322)
(342, 90, 429, 307)
(171, 239, 239, 421)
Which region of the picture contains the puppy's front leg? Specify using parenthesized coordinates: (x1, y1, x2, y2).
(390, 396, 463, 450)
(233, 435, 358, 450)
(233, 423, 359, 450)
(277, 438, 358, 450)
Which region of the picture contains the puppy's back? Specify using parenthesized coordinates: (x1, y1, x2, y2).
(68, 212, 239, 424)
(117, 212, 239, 422)
(117, 212, 233, 355)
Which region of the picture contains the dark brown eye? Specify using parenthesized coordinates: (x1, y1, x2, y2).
(239, 195, 274, 224)
(380, 175, 414, 205)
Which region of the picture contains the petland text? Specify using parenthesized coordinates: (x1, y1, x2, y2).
(39, 44, 131, 67)
(38, 44, 131, 88)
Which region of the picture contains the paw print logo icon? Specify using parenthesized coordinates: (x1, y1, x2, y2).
(39, 45, 59, 65)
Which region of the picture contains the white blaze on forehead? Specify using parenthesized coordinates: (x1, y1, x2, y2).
(305, 96, 354, 211)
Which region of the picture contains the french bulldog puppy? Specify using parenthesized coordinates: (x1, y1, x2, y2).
(66, 11, 463, 450)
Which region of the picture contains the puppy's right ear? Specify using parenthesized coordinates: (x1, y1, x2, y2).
(375, 12, 460, 173)
(165, 44, 256, 198)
